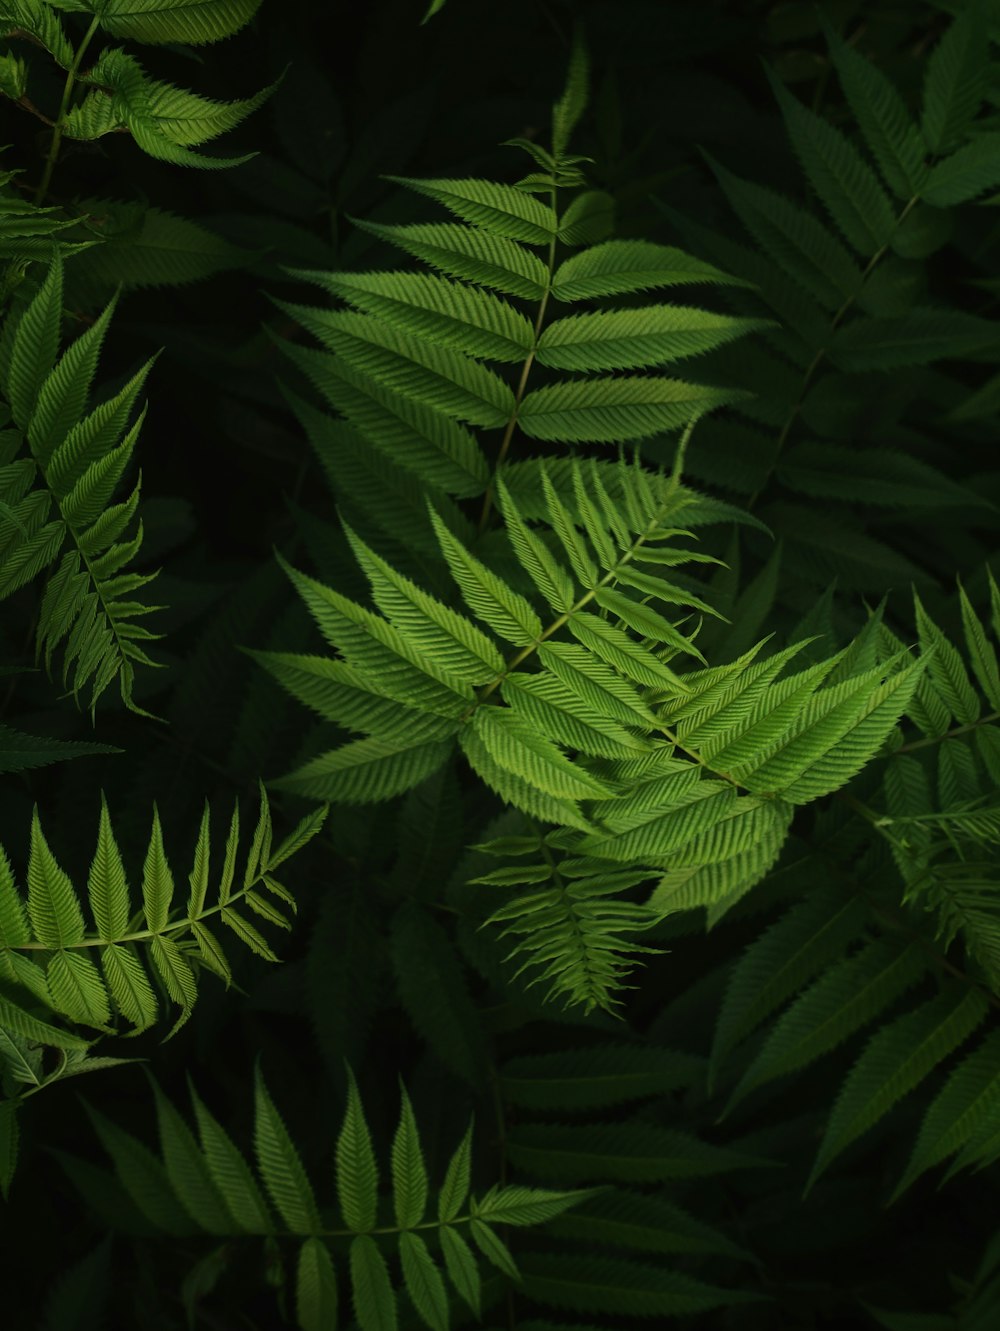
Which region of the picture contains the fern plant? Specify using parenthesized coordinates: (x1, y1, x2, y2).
(68, 1062, 593, 1331)
(0, 252, 163, 713)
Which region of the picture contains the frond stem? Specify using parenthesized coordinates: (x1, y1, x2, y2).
(34, 14, 101, 205)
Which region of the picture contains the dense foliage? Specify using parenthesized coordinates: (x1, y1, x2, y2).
(2, 0, 1000, 1326)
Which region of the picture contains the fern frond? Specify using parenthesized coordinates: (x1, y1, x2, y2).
(0, 256, 162, 713)
(94, 0, 264, 46)
(74, 1067, 590, 1327)
(806, 985, 990, 1191)
(0, 786, 324, 1049)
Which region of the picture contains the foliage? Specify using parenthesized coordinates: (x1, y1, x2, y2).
(1, 1, 999, 1328)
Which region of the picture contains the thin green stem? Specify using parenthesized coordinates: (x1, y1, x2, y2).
(477, 188, 559, 534)
(894, 711, 1000, 753)
(34, 14, 101, 206)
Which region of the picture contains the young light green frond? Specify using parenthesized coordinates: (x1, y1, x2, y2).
(535, 306, 772, 372)
(807, 985, 990, 1192)
(343, 521, 505, 679)
(550, 239, 749, 302)
(253, 1063, 321, 1234)
(518, 375, 746, 443)
(95, 0, 264, 46)
(481, 856, 661, 1013)
(475, 1183, 599, 1226)
(391, 1086, 427, 1229)
(28, 807, 85, 948)
(767, 69, 897, 257)
(350, 220, 549, 300)
(567, 611, 689, 693)
(0, 0, 73, 68)
(914, 592, 981, 725)
(336, 1067, 379, 1233)
(272, 553, 474, 705)
(731, 656, 924, 803)
(278, 338, 490, 498)
(273, 734, 458, 803)
(496, 475, 575, 613)
(87, 796, 130, 941)
(538, 641, 658, 726)
(292, 268, 534, 362)
(248, 650, 457, 738)
(399, 1231, 450, 1331)
(501, 671, 652, 759)
(297, 1236, 339, 1331)
(823, 21, 928, 199)
(350, 1234, 398, 1331)
(275, 304, 514, 428)
(384, 175, 558, 244)
(47, 951, 112, 1028)
(142, 806, 174, 934)
(101, 943, 158, 1031)
(724, 941, 927, 1115)
(428, 505, 542, 645)
(74, 48, 274, 164)
(469, 706, 615, 802)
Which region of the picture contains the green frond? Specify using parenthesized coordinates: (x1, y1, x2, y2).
(384, 175, 558, 244)
(892, 1029, 1000, 1201)
(0, 791, 323, 1049)
(350, 219, 549, 300)
(517, 375, 747, 443)
(920, 1, 988, 155)
(291, 268, 534, 362)
(806, 985, 990, 1191)
(710, 882, 869, 1081)
(337, 1067, 379, 1232)
(766, 68, 896, 257)
(723, 941, 927, 1115)
(94, 0, 264, 46)
(297, 1236, 340, 1331)
(499, 1043, 704, 1111)
(535, 305, 773, 372)
(549, 240, 751, 303)
(0, 257, 162, 713)
(823, 20, 928, 200)
(254, 1063, 321, 1234)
